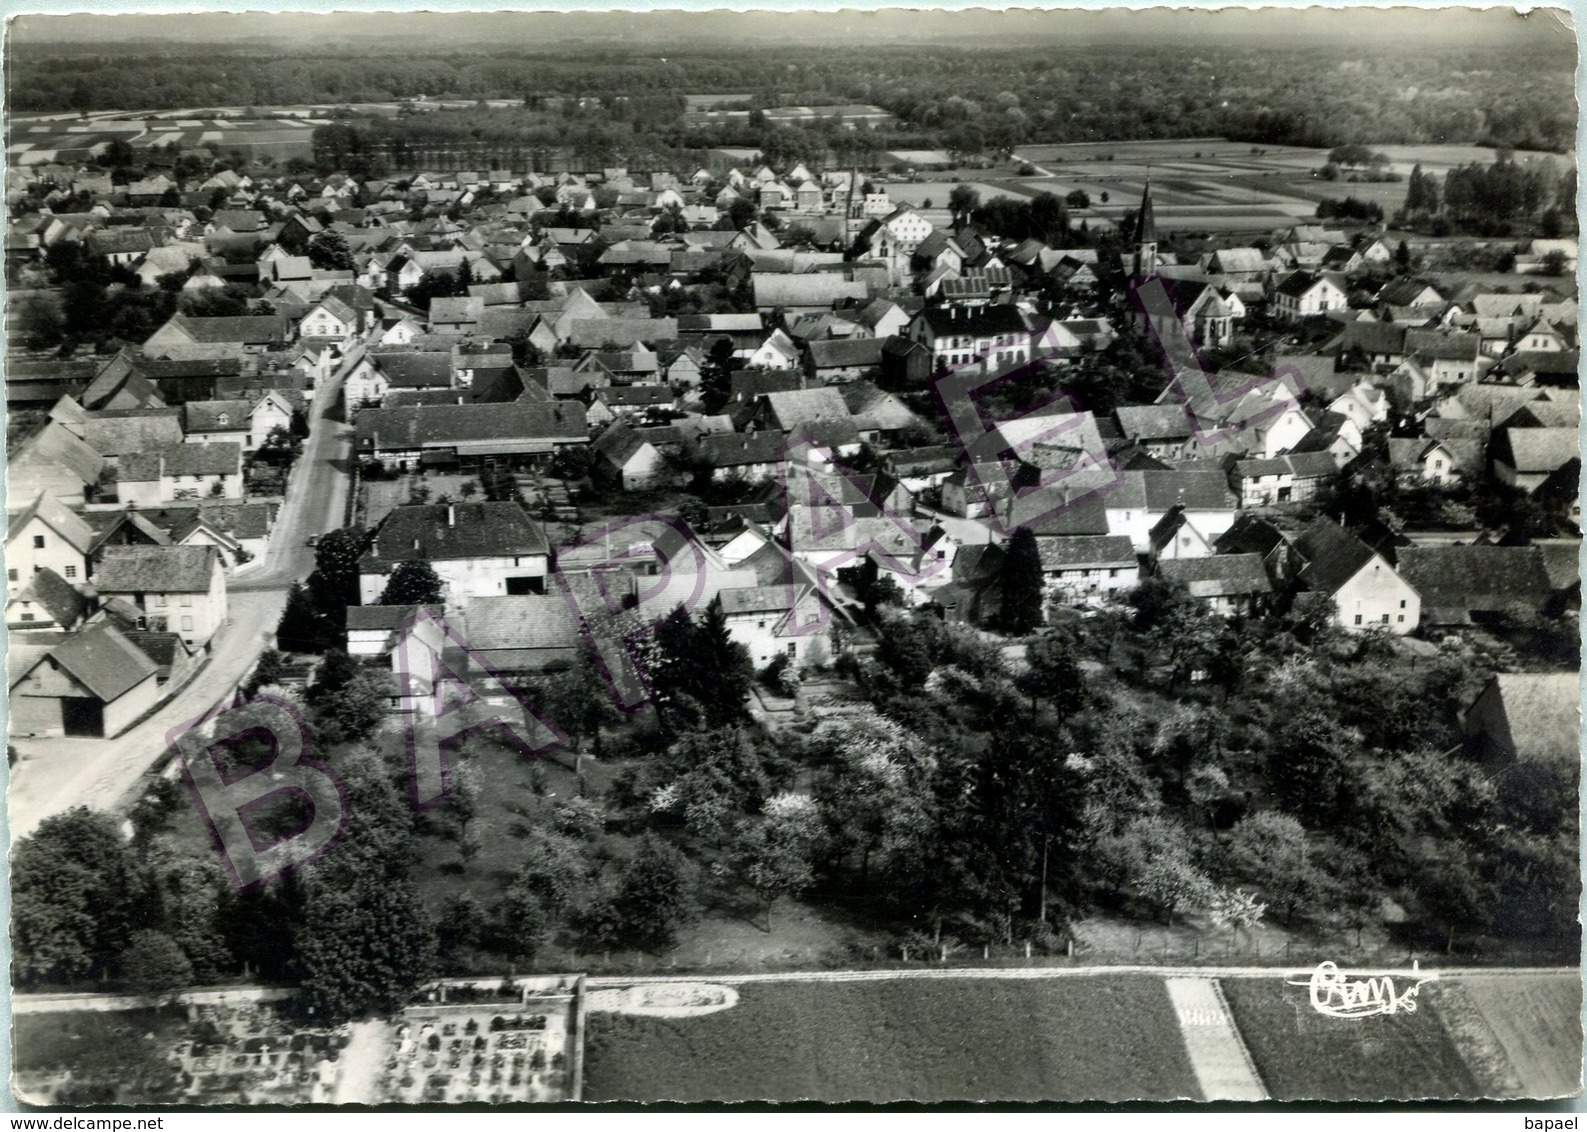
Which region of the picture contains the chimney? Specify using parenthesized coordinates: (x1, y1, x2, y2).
(447, 504, 456, 527)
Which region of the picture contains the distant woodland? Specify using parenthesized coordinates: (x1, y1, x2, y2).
(8, 43, 1576, 155)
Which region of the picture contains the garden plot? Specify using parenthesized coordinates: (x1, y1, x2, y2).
(384, 996, 577, 1104)
(582, 975, 1200, 1102)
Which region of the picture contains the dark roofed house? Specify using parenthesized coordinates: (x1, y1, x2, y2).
(144, 314, 291, 354)
(804, 337, 884, 382)
(1397, 545, 1554, 624)
(1157, 553, 1273, 616)
(1292, 516, 1421, 634)
(696, 430, 788, 482)
(1492, 427, 1578, 490)
(5, 567, 88, 631)
(357, 501, 551, 603)
(93, 543, 228, 644)
(1035, 534, 1139, 602)
(355, 402, 589, 470)
(9, 621, 161, 738)
(1232, 451, 1338, 506)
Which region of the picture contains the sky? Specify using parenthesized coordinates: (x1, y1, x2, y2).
(7, 6, 1576, 52)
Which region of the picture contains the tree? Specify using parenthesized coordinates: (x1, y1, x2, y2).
(308, 527, 372, 615)
(535, 651, 620, 771)
(1018, 631, 1085, 720)
(1106, 815, 1214, 927)
(1225, 812, 1327, 927)
(13, 808, 149, 985)
(999, 527, 1044, 635)
(277, 584, 336, 654)
(310, 670, 392, 747)
(735, 792, 823, 931)
(445, 761, 483, 848)
(609, 836, 698, 953)
(644, 598, 753, 731)
(948, 183, 980, 226)
(812, 708, 941, 888)
(700, 335, 738, 413)
(294, 753, 436, 1022)
(379, 559, 445, 606)
(120, 930, 193, 1003)
(306, 230, 354, 271)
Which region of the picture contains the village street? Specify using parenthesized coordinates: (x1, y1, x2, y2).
(7, 367, 354, 842)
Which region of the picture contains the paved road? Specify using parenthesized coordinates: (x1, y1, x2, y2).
(8, 373, 352, 842)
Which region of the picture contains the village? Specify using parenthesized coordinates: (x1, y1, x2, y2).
(6, 145, 1577, 758)
(4, 16, 1581, 1106)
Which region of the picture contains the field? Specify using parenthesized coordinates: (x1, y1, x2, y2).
(10, 113, 318, 164)
(15, 1008, 190, 1105)
(992, 137, 1575, 235)
(1220, 977, 1482, 1101)
(1454, 974, 1583, 1099)
(582, 976, 1201, 1102)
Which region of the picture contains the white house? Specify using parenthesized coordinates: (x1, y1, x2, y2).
(357, 502, 552, 605)
(1272, 270, 1349, 322)
(94, 544, 229, 646)
(1292, 517, 1420, 635)
(6, 492, 94, 597)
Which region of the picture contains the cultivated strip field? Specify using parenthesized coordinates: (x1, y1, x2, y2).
(1220, 977, 1484, 1101)
(1456, 974, 1583, 1099)
(582, 976, 1201, 1102)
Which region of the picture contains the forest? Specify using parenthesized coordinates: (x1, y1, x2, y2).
(9, 42, 1575, 154)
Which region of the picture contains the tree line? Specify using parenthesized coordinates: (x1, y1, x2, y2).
(14, 42, 1573, 155)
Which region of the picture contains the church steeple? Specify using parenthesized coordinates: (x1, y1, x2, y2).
(1132, 171, 1158, 279)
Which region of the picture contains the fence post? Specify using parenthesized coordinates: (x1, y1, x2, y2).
(1025, 941, 1032, 960)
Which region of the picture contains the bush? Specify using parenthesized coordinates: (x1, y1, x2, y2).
(758, 653, 799, 697)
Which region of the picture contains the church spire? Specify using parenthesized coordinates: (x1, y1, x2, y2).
(1132, 167, 1158, 279)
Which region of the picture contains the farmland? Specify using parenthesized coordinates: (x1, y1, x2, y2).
(582, 976, 1201, 1102)
(1220, 977, 1482, 1101)
(1456, 974, 1583, 1099)
(9, 112, 320, 164)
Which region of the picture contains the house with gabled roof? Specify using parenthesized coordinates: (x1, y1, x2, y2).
(1292, 516, 1419, 634)
(1157, 553, 1273, 617)
(6, 492, 94, 597)
(6, 566, 89, 632)
(1036, 535, 1139, 604)
(1271, 270, 1349, 322)
(1232, 451, 1338, 507)
(1398, 545, 1554, 625)
(299, 294, 361, 341)
(1491, 427, 1578, 490)
(355, 401, 589, 471)
(358, 501, 551, 604)
(9, 621, 162, 738)
(75, 408, 184, 461)
(144, 314, 292, 355)
(591, 424, 672, 491)
(1386, 437, 1478, 487)
(94, 543, 228, 645)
